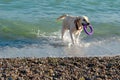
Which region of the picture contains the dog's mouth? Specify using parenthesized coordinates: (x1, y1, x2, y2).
(82, 23, 90, 26)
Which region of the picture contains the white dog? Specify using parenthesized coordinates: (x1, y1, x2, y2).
(57, 14, 90, 44)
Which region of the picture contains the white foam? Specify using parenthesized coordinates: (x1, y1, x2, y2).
(0, 31, 120, 58)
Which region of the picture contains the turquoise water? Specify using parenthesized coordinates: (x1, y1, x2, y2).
(0, 0, 120, 57)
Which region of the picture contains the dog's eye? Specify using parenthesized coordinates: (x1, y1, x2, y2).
(83, 19, 86, 21)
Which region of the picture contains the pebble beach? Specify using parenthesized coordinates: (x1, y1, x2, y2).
(0, 56, 120, 80)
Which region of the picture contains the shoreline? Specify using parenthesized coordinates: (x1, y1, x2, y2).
(0, 56, 120, 80)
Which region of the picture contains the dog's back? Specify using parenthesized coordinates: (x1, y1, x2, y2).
(63, 15, 77, 30)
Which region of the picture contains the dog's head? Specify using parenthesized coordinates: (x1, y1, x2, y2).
(74, 16, 90, 30)
(81, 16, 90, 26)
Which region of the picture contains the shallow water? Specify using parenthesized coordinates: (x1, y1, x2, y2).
(0, 0, 120, 58)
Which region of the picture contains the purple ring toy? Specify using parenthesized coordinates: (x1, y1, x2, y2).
(83, 24, 94, 35)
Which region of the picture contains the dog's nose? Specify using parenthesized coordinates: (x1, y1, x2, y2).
(87, 23, 90, 25)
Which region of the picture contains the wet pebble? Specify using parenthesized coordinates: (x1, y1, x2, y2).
(0, 56, 119, 79)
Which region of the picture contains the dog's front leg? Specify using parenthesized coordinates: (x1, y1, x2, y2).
(70, 31, 74, 44)
(75, 33, 80, 44)
(61, 27, 66, 40)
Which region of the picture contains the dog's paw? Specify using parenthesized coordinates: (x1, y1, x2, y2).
(68, 43, 74, 48)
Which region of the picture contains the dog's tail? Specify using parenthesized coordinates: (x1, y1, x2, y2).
(57, 14, 68, 21)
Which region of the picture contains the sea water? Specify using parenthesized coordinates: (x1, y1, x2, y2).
(0, 0, 120, 58)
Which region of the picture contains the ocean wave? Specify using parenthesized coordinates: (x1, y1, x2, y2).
(0, 0, 120, 57)
(0, 35, 120, 58)
(0, 18, 120, 40)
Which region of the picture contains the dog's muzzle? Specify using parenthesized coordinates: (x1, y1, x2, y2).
(82, 23, 90, 26)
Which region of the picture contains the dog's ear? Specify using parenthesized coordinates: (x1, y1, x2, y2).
(74, 18, 81, 30)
